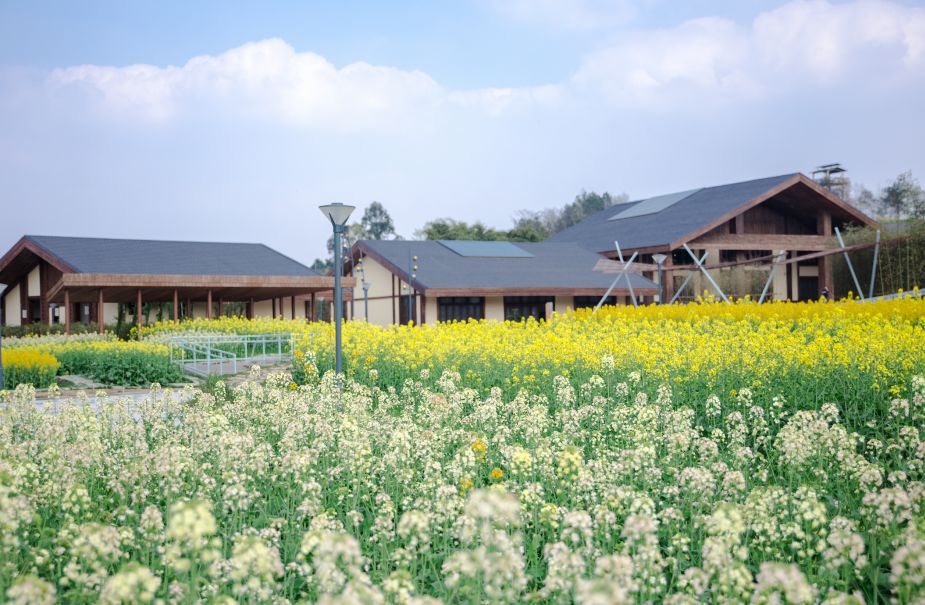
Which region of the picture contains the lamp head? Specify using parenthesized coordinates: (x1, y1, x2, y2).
(651, 253, 668, 266)
(319, 203, 355, 228)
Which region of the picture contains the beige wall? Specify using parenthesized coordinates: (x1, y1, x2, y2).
(4, 284, 22, 326)
(485, 297, 504, 321)
(554, 296, 573, 315)
(27, 266, 40, 297)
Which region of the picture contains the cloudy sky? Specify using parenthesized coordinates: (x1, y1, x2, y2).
(1, 0, 923, 263)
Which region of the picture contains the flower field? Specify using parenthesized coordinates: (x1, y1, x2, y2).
(2, 299, 925, 603)
(3, 335, 183, 387)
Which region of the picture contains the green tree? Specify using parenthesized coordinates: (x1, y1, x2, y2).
(881, 171, 925, 219)
(361, 201, 397, 240)
(416, 219, 506, 241)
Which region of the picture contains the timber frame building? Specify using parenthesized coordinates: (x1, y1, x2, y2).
(0, 235, 350, 332)
(346, 240, 658, 325)
(548, 173, 878, 302)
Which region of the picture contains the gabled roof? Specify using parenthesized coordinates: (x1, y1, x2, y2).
(13, 235, 318, 277)
(548, 173, 876, 253)
(355, 239, 658, 294)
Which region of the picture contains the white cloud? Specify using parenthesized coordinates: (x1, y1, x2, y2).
(483, 0, 639, 30)
(47, 38, 561, 129)
(575, 0, 925, 105)
(37, 1, 925, 128)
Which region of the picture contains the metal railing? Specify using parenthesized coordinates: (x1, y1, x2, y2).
(169, 333, 294, 376)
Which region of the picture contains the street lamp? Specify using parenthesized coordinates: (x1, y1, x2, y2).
(652, 253, 668, 304)
(319, 203, 355, 380)
(356, 256, 371, 322)
(405, 252, 418, 325)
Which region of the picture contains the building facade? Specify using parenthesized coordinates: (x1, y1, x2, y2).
(346, 240, 658, 326)
(0, 235, 348, 332)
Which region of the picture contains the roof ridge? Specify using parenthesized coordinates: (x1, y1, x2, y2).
(25, 234, 266, 247)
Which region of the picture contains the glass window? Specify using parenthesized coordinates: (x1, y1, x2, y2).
(574, 296, 615, 309)
(503, 296, 554, 321)
(438, 297, 484, 322)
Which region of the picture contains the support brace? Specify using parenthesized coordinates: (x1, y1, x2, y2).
(669, 251, 708, 304)
(683, 244, 730, 303)
(594, 241, 638, 312)
(834, 227, 865, 300)
(758, 251, 787, 304)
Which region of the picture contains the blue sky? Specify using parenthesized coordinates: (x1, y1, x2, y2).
(1, 0, 924, 264)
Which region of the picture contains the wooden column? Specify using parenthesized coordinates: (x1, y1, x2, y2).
(136, 289, 143, 333)
(98, 288, 105, 335)
(662, 255, 675, 303)
(248, 298, 254, 319)
(310, 292, 316, 322)
(186, 297, 192, 319)
(64, 289, 71, 335)
(207, 290, 213, 320)
(218, 297, 224, 318)
(173, 289, 179, 322)
(818, 210, 834, 297)
(291, 296, 295, 320)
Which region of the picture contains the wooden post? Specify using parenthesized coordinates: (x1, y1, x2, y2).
(64, 289, 71, 335)
(544, 301, 554, 321)
(218, 297, 224, 318)
(818, 210, 834, 297)
(290, 296, 295, 320)
(272, 298, 277, 319)
(98, 288, 105, 335)
(136, 289, 143, 333)
(248, 298, 254, 319)
(173, 289, 179, 322)
(662, 254, 675, 303)
(310, 292, 316, 321)
(207, 290, 212, 320)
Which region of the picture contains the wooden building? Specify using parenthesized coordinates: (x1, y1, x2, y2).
(0, 235, 349, 333)
(346, 240, 658, 326)
(548, 173, 878, 302)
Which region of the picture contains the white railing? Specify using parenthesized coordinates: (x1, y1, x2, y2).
(169, 333, 294, 376)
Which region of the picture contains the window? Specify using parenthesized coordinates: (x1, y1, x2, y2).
(503, 296, 553, 321)
(574, 296, 614, 309)
(438, 297, 484, 322)
(29, 298, 41, 323)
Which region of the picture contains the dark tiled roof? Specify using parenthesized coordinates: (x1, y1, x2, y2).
(548, 174, 800, 252)
(25, 235, 318, 276)
(358, 240, 657, 291)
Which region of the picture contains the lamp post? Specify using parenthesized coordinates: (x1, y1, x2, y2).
(319, 203, 355, 380)
(652, 253, 668, 305)
(405, 252, 418, 325)
(356, 256, 371, 322)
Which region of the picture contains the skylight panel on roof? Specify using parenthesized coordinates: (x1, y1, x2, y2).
(437, 240, 533, 257)
(608, 188, 702, 221)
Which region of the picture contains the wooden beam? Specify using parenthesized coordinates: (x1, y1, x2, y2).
(207, 290, 212, 320)
(136, 288, 142, 333)
(173, 289, 179, 322)
(98, 288, 104, 335)
(291, 296, 295, 320)
(423, 286, 659, 297)
(64, 288, 70, 335)
(690, 233, 832, 251)
(310, 292, 316, 322)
